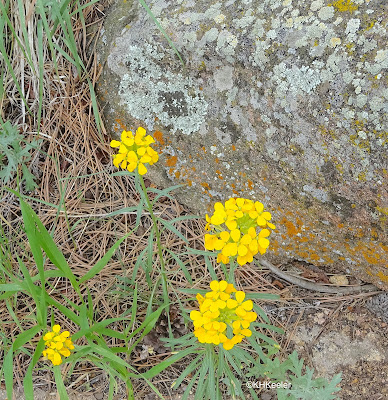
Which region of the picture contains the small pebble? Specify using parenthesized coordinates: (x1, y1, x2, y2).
(329, 275, 349, 285)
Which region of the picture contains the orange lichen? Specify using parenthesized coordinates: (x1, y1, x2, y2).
(376, 271, 388, 283)
(247, 180, 253, 189)
(215, 158, 220, 163)
(166, 155, 178, 167)
(201, 182, 210, 189)
(297, 251, 309, 259)
(323, 256, 334, 264)
(269, 239, 280, 254)
(215, 170, 224, 180)
(330, 0, 358, 13)
(280, 218, 298, 236)
(344, 241, 386, 267)
(153, 130, 165, 145)
(362, 248, 381, 265)
(114, 118, 127, 131)
(174, 171, 181, 179)
(232, 145, 236, 151)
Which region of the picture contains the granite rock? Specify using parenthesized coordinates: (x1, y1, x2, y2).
(96, 0, 388, 288)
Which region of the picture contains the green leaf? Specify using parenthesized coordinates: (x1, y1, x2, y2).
(131, 246, 148, 284)
(232, 346, 256, 366)
(207, 348, 216, 400)
(14, 325, 42, 350)
(171, 353, 202, 390)
(16, 255, 45, 325)
(247, 292, 280, 300)
(53, 366, 69, 400)
(127, 282, 138, 332)
(160, 333, 198, 349)
(24, 339, 46, 400)
(142, 347, 197, 380)
(148, 184, 186, 205)
(224, 347, 243, 376)
(79, 230, 133, 284)
(177, 288, 208, 296)
(159, 218, 189, 244)
(21, 164, 38, 191)
(181, 369, 200, 400)
(194, 357, 209, 400)
(204, 255, 218, 280)
(252, 303, 271, 324)
(72, 318, 128, 340)
(256, 322, 284, 334)
(186, 247, 216, 257)
(137, 0, 185, 68)
(17, 194, 80, 292)
(4, 348, 14, 400)
(165, 248, 193, 284)
(127, 305, 165, 354)
(90, 345, 138, 374)
(0, 283, 23, 292)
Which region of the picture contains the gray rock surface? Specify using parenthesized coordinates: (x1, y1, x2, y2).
(96, 0, 388, 288)
(366, 292, 388, 322)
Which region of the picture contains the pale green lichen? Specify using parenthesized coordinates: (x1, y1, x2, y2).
(318, 6, 335, 20)
(213, 66, 233, 92)
(118, 44, 208, 134)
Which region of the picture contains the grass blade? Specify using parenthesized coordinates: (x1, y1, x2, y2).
(165, 248, 193, 284)
(159, 218, 189, 244)
(142, 346, 196, 379)
(23, 339, 46, 400)
(79, 229, 133, 284)
(53, 366, 70, 400)
(137, 0, 185, 68)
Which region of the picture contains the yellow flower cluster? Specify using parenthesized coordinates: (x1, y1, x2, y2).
(204, 198, 276, 266)
(190, 280, 257, 350)
(42, 324, 74, 366)
(110, 127, 159, 175)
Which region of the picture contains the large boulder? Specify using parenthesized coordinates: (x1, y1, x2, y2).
(96, 0, 388, 289)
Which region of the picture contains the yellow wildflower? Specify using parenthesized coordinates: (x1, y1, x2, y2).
(204, 197, 276, 266)
(110, 127, 159, 175)
(42, 324, 74, 366)
(190, 281, 257, 350)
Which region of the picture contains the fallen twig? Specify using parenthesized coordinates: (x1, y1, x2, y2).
(256, 259, 379, 294)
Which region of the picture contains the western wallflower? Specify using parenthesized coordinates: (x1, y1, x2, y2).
(42, 324, 74, 366)
(204, 197, 276, 266)
(110, 127, 159, 175)
(190, 280, 257, 350)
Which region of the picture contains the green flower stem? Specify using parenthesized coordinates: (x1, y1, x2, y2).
(220, 262, 228, 281)
(138, 175, 169, 310)
(227, 257, 237, 286)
